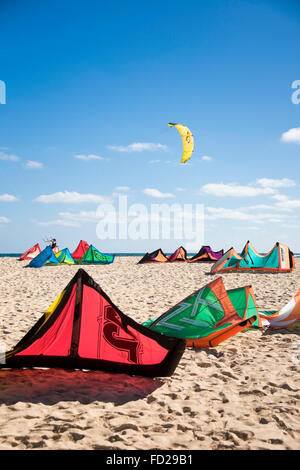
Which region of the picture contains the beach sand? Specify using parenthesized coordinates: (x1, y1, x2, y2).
(0, 256, 299, 450)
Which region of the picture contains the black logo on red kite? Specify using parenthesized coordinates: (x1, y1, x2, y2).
(103, 306, 141, 363)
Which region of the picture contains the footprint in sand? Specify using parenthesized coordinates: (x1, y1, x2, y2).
(259, 417, 269, 424)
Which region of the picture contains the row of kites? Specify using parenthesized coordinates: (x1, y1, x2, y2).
(19, 240, 114, 267)
(137, 241, 295, 273)
(1, 263, 299, 377)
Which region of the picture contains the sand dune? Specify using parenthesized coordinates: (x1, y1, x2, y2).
(0, 257, 299, 450)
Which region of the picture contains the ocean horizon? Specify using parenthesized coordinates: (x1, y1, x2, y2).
(0, 252, 193, 257)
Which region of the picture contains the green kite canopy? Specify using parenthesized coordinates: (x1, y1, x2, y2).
(143, 277, 257, 348)
(77, 245, 115, 265)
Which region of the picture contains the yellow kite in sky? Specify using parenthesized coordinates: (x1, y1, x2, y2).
(168, 122, 194, 164)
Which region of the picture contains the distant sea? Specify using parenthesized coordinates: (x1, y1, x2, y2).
(0, 253, 24, 258)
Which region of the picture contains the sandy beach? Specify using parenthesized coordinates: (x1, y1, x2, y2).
(0, 256, 299, 450)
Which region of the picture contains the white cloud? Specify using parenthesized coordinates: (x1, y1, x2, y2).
(201, 155, 212, 162)
(235, 226, 260, 231)
(38, 210, 102, 228)
(74, 154, 104, 161)
(143, 188, 175, 199)
(25, 160, 44, 169)
(60, 210, 99, 221)
(37, 219, 80, 227)
(246, 204, 281, 211)
(0, 151, 19, 162)
(256, 178, 295, 188)
(201, 183, 276, 197)
(149, 160, 161, 164)
(272, 194, 289, 202)
(107, 143, 168, 152)
(206, 207, 253, 221)
(275, 198, 300, 210)
(281, 127, 300, 144)
(115, 186, 130, 192)
(206, 206, 290, 224)
(0, 194, 18, 202)
(268, 191, 300, 211)
(34, 191, 111, 204)
(0, 216, 10, 224)
(175, 187, 185, 192)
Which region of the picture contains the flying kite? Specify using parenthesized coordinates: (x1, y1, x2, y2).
(168, 122, 194, 164)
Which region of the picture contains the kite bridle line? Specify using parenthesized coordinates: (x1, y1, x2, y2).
(43, 235, 55, 245)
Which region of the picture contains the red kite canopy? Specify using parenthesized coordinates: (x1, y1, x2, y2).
(71, 240, 90, 260)
(19, 244, 41, 261)
(0, 269, 185, 377)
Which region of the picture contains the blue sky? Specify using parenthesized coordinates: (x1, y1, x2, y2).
(0, 0, 300, 253)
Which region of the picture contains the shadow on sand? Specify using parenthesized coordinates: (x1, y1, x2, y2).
(0, 368, 164, 406)
(261, 327, 300, 337)
(192, 347, 224, 358)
